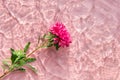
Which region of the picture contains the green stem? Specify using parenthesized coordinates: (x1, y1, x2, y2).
(26, 41, 47, 57)
(26, 46, 42, 57)
(0, 70, 11, 79)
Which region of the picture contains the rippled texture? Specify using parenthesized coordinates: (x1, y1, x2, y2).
(0, 0, 120, 80)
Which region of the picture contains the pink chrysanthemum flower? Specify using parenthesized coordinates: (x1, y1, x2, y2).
(50, 22, 72, 48)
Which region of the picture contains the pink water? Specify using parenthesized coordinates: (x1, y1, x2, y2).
(0, 0, 120, 80)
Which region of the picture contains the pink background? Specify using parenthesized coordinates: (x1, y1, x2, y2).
(0, 0, 120, 80)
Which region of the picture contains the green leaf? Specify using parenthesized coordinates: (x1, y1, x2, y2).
(10, 48, 17, 64)
(19, 59, 26, 66)
(11, 48, 14, 52)
(11, 60, 26, 70)
(9, 64, 19, 71)
(47, 43, 53, 47)
(43, 32, 56, 40)
(2, 61, 10, 67)
(26, 64, 37, 73)
(11, 62, 25, 70)
(25, 58, 36, 63)
(24, 42, 30, 53)
(2, 61, 10, 71)
(18, 68, 26, 71)
(43, 34, 47, 38)
(15, 50, 25, 57)
(1, 65, 7, 71)
(54, 43, 60, 50)
(12, 50, 26, 64)
(14, 64, 20, 68)
(43, 34, 50, 39)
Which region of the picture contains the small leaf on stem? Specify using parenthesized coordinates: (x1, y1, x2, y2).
(36, 36, 41, 47)
(25, 58, 36, 63)
(24, 42, 31, 53)
(54, 43, 60, 50)
(47, 42, 53, 47)
(2, 61, 10, 71)
(26, 64, 37, 73)
(10, 48, 17, 64)
(2, 61, 10, 67)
